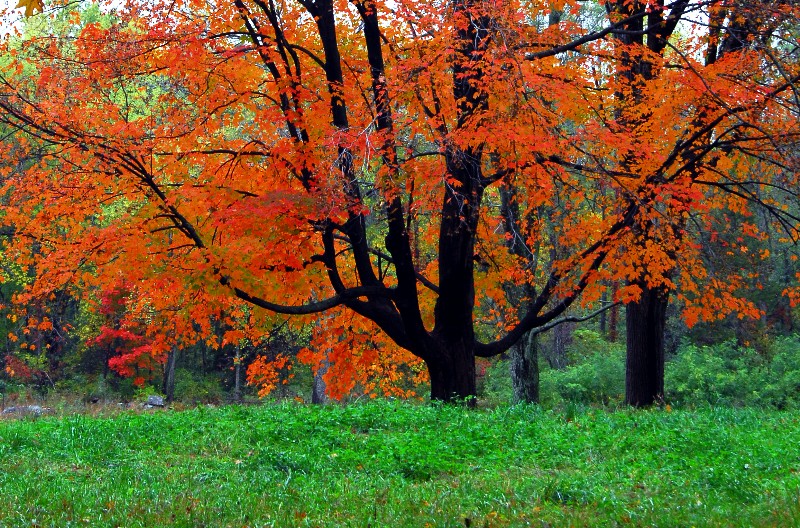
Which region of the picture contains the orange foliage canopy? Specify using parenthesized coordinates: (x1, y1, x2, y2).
(0, 0, 797, 400)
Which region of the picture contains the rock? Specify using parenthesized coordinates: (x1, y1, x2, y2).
(1, 405, 51, 416)
(145, 395, 165, 408)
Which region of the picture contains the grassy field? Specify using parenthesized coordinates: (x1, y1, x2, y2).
(1, 402, 799, 527)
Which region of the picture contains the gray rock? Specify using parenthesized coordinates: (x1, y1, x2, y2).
(2, 405, 51, 416)
(145, 395, 165, 407)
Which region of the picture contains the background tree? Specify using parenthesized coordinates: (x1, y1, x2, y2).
(596, 0, 800, 405)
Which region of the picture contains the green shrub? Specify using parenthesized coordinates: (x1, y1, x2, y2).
(665, 336, 800, 408)
(174, 370, 224, 404)
(0, 379, 33, 407)
(479, 358, 513, 405)
(666, 342, 740, 406)
(567, 329, 623, 362)
(542, 347, 625, 406)
(759, 335, 800, 409)
(490, 332, 800, 409)
(480, 330, 626, 407)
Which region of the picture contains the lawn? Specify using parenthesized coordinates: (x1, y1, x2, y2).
(1, 401, 798, 527)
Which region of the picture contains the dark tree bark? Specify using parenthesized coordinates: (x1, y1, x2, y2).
(624, 284, 669, 407)
(163, 348, 178, 403)
(425, 339, 477, 403)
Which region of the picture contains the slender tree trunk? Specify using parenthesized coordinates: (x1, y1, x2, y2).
(625, 284, 669, 407)
(163, 348, 178, 403)
(600, 289, 608, 335)
(510, 331, 539, 404)
(783, 249, 795, 332)
(311, 353, 330, 404)
(232, 347, 242, 403)
(607, 281, 619, 342)
(551, 321, 574, 369)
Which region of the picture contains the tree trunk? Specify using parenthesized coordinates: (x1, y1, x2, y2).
(163, 348, 178, 403)
(311, 353, 330, 405)
(550, 321, 574, 369)
(425, 336, 477, 405)
(510, 331, 539, 404)
(607, 281, 619, 342)
(600, 289, 607, 335)
(625, 284, 669, 407)
(232, 347, 242, 403)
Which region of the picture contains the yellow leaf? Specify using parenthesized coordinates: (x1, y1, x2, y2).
(16, 0, 44, 17)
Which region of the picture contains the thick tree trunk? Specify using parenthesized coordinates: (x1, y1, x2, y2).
(510, 331, 539, 404)
(625, 284, 669, 407)
(425, 337, 477, 405)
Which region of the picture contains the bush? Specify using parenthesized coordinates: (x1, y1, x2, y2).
(758, 335, 800, 409)
(479, 358, 513, 405)
(174, 370, 224, 404)
(486, 331, 800, 409)
(566, 329, 623, 362)
(480, 330, 626, 407)
(665, 336, 800, 408)
(667, 343, 740, 406)
(542, 347, 625, 406)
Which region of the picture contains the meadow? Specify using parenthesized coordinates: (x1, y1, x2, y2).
(1, 401, 799, 527)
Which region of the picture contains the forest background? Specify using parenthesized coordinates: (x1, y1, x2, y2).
(0, 0, 798, 411)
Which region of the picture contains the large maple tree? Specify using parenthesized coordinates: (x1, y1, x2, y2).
(0, 0, 797, 402)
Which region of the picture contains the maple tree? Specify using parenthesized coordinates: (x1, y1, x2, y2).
(86, 281, 166, 388)
(0, 0, 797, 404)
(602, 0, 800, 405)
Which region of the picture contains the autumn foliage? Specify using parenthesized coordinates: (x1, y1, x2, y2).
(0, 0, 797, 401)
(85, 282, 165, 387)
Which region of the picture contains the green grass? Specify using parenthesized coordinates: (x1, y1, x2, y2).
(1, 402, 799, 527)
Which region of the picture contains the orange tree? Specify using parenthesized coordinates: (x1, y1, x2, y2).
(600, 0, 800, 405)
(0, 0, 797, 403)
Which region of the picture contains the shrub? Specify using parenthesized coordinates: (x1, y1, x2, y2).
(542, 347, 625, 406)
(487, 332, 800, 409)
(567, 329, 623, 362)
(174, 370, 224, 404)
(758, 335, 800, 409)
(479, 358, 514, 405)
(665, 336, 800, 408)
(480, 330, 626, 407)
